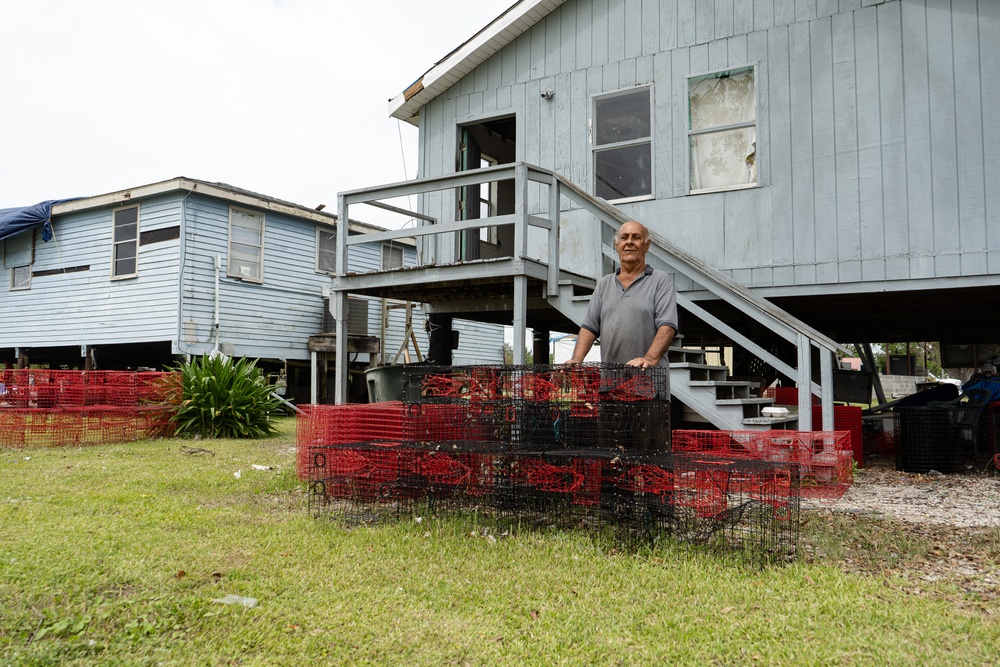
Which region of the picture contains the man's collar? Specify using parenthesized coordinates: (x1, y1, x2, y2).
(615, 264, 654, 276)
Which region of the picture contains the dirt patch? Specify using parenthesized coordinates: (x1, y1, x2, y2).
(801, 456, 1000, 608)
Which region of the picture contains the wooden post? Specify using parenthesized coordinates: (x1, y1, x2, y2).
(533, 329, 550, 365)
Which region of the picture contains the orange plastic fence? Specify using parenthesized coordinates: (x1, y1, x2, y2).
(0, 371, 179, 448)
(673, 429, 853, 499)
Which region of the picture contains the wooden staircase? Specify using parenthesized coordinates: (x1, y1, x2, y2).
(666, 345, 798, 431)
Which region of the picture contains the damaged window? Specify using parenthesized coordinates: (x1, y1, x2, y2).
(381, 243, 403, 270)
(5, 230, 33, 290)
(688, 67, 757, 193)
(228, 207, 264, 282)
(316, 227, 336, 273)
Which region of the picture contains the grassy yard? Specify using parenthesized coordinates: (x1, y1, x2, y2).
(2, 418, 998, 666)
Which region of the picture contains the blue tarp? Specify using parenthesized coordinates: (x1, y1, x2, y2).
(0, 199, 77, 244)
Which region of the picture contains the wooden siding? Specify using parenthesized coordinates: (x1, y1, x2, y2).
(2, 191, 505, 365)
(180, 195, 334, 362)
(415, 0, 998, 293)
(0, 195, 181, 350)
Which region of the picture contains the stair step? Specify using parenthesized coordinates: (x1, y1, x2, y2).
(742, 415, 799, 426)
(714, 398, 776, 406)
(669, 362, 729, 372)
(688, 380, 762, 388)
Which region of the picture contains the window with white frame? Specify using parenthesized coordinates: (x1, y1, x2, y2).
(593, 87, 652, 201)
(112, 205, 139, 278)
(5, 231, 33, 290)
(316, 227, 336, 273)
(688, 67, 757, 193)
(381, 243, 403, 270)
(228, 207, 264, 282)
(10, 265, 31, 290)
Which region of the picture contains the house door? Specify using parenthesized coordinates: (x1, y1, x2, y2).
(457, 116, 516, 261)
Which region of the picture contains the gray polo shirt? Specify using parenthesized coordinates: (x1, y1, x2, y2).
(580, 265, 678, 393)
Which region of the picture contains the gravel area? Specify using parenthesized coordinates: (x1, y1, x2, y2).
(803, 460, 1000, 528)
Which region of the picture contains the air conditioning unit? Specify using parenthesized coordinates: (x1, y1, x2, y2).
(323, 297, 369, 336)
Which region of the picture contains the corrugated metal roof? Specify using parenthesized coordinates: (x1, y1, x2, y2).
(389, 0, 566, 124)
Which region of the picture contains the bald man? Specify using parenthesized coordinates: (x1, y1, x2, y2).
(567, 220, 678, 450)
(568, 221, 678, 372)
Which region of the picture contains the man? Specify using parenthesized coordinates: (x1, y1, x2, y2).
(567, 220, 679, 450)
(567, 220, 678, 373)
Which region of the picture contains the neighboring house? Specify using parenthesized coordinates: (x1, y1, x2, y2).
(332, 0, 999, 425)
(0, 178, 504, 405)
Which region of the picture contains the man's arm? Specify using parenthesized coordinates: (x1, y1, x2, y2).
(566, 328, 598, 364)
(627, 325, 677, 368)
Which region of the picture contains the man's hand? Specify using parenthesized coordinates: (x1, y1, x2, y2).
(626, 356, 657, 368)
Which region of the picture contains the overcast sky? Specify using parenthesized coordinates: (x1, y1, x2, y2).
(0, 0, 514, 227)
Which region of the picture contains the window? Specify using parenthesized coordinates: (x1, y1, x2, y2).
(688, 67, 757, 193)
(10, 265, 31, 290)
(112, 206, 139, 278)
(5, 231, 33, 290)
(593, 87, 652, 201)
(228, 208, 264, 282)
(381, 243, 403, 270)
(316, 227, 336, 273)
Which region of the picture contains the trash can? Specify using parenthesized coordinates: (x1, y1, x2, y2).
(365, 365, 406, 403)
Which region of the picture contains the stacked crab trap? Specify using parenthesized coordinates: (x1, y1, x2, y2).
(296, 364, 842, 563)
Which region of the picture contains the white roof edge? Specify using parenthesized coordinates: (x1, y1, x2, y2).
(388, 0, 564, 124)
(48, 177, 385, 233)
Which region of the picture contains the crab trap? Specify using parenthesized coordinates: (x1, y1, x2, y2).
(299, 364, 800, 563)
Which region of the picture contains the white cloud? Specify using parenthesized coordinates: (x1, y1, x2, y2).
(0, 0, 513, 226)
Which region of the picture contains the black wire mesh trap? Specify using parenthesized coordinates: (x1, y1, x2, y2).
(302, 364, 798, 564)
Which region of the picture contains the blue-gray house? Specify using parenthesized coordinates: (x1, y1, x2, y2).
(0, 178, 505, 404)
(330, 0, 999, 430)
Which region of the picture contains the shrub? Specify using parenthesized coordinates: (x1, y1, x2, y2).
(168, 354, 282, 438)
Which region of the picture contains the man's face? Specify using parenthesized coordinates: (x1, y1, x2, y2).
(615, 223, 650, 264)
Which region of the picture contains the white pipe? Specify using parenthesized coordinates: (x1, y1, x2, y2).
(213, 254, 221, 354)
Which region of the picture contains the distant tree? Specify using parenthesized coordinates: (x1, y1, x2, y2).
(845, 342, 942, 376)
(502, 343, 534, 365)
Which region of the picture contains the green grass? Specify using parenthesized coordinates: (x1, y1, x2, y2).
(2, 419, 998, 666)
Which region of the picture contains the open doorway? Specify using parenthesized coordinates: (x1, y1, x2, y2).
(458, 115, 516, 260)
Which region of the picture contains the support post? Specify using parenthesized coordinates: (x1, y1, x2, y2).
(513, 163, 528, 260)
(310, 350, 318, 405)
(513, 275, 527, 365)
(797, 333, 812, 431)
(547, 177, 560, 295)
(334, 194, 349, 404)
(820, 347, 834, 431)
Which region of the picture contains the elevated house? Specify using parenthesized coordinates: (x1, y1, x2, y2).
(0, 179, 504, 406)
(332, 0, 999, 431)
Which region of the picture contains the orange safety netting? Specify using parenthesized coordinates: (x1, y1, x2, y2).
(0, 370, 180, 448)
(673, 429, 853, 499)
